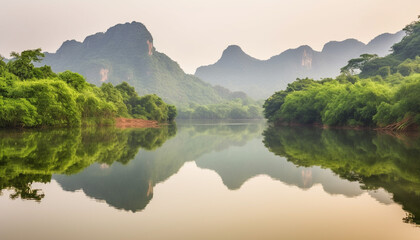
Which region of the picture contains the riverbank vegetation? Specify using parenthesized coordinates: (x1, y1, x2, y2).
(0, 49, 176, 128)
(177, 99, 263, 119)
(264, 17, 420, 130)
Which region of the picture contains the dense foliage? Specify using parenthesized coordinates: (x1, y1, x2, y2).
(0, 49, 176, 127)
(177, 98, 263, 119)
(358, 16, 420, 77)
(116, 82, 177, 121)
(264, 17, 420, 129)
(264, 74, 420, 128)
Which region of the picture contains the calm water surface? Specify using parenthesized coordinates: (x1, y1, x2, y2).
(1, 121, 420, 239)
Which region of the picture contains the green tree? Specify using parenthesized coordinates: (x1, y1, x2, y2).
(59, 71, 89, 90)
(7, 48, 45, 79)
(0, 97, 38, 127)
(100, 83, 130, 117)
(378, 66, 391, 78)
(341, 54, 378, 75)
(392, 16, 420, 60)
(167, 105, 177, 122)
(0, 55, 6, 76)
(115, 81, 137, 102)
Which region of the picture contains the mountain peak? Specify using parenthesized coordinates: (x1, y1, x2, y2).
(367, 31, 405, 46)
(221, 45, 247, 59)
(84, 21, 153, 44)
(55, 21, 154, 56)
(365, 31, 405, 57)
(104, 21, 151, 37)
(56, 39, 83, 55)
(219, 45, 258, 63)
(195, 32, 404, 99)
(223, 45, 244, 54)
(321, 38, 365, 53)
(40, 21, 243, 106)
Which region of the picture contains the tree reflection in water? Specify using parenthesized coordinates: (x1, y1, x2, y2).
(263, 126, 420, 225)
(0, 125, 176, 202)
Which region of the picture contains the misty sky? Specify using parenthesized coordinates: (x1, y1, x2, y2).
(1, 0, 419, 73)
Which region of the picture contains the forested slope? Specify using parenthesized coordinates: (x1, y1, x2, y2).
(264, 17, 420, 130)
(0, 49, 176, 128)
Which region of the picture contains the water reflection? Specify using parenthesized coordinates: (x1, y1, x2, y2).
(53, 123, 264, 212)
(0, 126, 176, 202)
(262, 126, 420, 225)
(196, 138, 368, 198)
(1, 122, 420, 227)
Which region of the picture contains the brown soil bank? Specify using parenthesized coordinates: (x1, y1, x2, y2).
(115, 118, 159, 128)
(376, 116, 418, 132)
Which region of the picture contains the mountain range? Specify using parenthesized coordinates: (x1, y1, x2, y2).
(39, 21, 405, 103)
(195, 31, 405, 99)
(39, 21, 246, 106)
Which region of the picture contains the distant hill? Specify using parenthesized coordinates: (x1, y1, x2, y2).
(195, 31, 405, 99)
(39, 21, 246, 106)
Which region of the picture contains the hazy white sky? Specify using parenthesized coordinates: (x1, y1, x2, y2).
(1, 0, 419, 73)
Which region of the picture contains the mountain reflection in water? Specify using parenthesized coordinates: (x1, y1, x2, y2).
(1, 121, 419, 226)
(263, 126, 420, 225)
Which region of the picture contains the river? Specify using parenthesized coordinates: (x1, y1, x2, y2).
(0, 120, 419, 239)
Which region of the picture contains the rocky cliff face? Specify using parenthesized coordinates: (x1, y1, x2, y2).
(195, 31, 405, 99)
(43, 22, 154, 86)
(40, 22, 245, 106)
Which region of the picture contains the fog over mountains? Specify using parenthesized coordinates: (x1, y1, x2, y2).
(39, 21, 405, 103)
(195, 31, 405, 99)
(39, 22, 247, 106)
